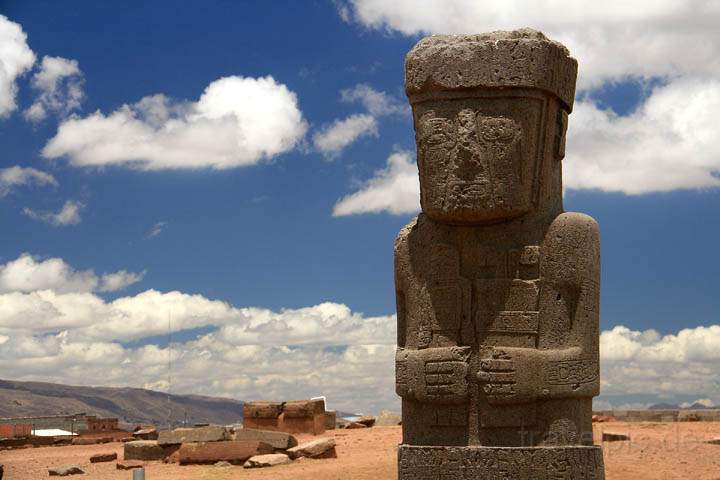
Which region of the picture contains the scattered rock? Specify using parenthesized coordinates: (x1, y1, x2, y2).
(157, 426, 230, 446)
(133, 427, 158, 440)
(232, 428, 298, 449)
(124, 440, 166, 460)
(376, 411, 402, 426)
(287, 437, 337, 459)
(602, 432, 630, 442)
(89, 452, 117, 463)
(48, 465, 84, 476)
(178, 440, 273, 465)
(346, 422, 367, 429)
(244, 453, 292, 468)
(214, 461, 233, 467)
(116, 461, 143, 470)
(356, 416, 376, 427)
(120, 437, 135, 443)
(704, 437, 720, 445)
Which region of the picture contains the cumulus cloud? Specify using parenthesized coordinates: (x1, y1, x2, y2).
(566, 77, 720, 193)
(0, 166, 57, 197)
(333, 150, 419, 216)
(0, 253, 144, 294)
(313, 113, 378, 158)
(0, 15, 36, 117)
(599, 325, 720, 403)
(340, 83, 406, 117)
(24, 56, 84, 122)
(336, 0, 720, 90)
(42, 76, 307, 170)
(313, 84, 405, 158)
(23, 200, 84, 226)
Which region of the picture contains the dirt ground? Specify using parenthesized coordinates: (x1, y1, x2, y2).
(2, 423, 720, 479)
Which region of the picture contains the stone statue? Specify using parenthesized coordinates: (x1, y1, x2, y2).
(395, 29, 605, 478)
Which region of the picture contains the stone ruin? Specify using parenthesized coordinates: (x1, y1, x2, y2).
(243, 399, 327, 435)
(395, 29, 605, 478)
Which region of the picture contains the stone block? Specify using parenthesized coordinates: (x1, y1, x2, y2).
(283, 399, 324, 418)
(244, 453, 292, 468)
(157, 426, 230, 446)
(346, 422, 367, 429)
(376, 411, 402, 426)
(287, 437, 336, 459)
(602, 432, 630, 442)
(356, 416, 376, 427)
(124, 440, 166, 461)
(324, 411, 337, 430)
(244, 401, 283, 419)
(231, 428, 297, 449)
(178, 440, 273, 465)
(90, 452, 117, 463)
(116, 461, 143, 470)
(48, 465, 84, 476)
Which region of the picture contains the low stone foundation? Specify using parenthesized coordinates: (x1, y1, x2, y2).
(398, 445, 605, 480)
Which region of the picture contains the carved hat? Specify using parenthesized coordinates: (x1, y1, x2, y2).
(405, 28, 578, 112)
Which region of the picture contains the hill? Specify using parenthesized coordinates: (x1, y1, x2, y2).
(0, 379, 244, 428)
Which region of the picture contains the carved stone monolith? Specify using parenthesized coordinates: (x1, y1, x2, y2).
(395, 29, 604, 479)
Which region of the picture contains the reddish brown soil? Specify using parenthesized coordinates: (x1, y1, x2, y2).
(1, 423, 720, 479)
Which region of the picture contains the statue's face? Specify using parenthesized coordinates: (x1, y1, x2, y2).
(414, 94, 557, 224)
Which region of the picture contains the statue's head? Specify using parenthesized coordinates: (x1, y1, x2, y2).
(405, 29, 577, 224)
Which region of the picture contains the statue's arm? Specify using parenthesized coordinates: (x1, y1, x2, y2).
(479, 212, 601, 404)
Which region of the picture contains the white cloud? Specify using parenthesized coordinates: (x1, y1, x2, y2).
(600, 325, 720, 402)
(0, 166, 57, 197)
(340, 83, 406, 117)
(99, 270, 146, 292)
(336, 0, 720, 90)
(146, 221, 167, 239)
(0, 15, 35, 117)
(42, 76, 308, 170)
(566, 77, 720, 194)
(24, 55, 84, 122)
(312, 113, 378, 158)
(333, 150, 419, 216)
(23, 200, 84, 226)
(0, 253, 144, 294)
(313, 84, 405, 158)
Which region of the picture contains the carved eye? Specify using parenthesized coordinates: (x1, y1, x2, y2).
(479, 117, 519, 143)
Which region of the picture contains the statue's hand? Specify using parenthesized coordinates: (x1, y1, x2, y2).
(477, 347, 539, 405)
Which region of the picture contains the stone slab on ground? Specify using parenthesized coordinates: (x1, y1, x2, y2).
(703, 437, 720, 445)
(346, 422, 367, 429)
(602, 432, 630, 442)
(157, 426, 230, 445)
(89, 452, 117, 463)
(244, 453, 292, 468)
(116, 461, 143, 470)
(232, 428, 298, 449)
(287, 437, 336, 459)
(356, 416, 376, 427)
(178, 440, 273, 465)
(124, 440, 166, 460)
(48, 465, 84, 476)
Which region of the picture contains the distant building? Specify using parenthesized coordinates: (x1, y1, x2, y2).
(0, 413, 120, 437)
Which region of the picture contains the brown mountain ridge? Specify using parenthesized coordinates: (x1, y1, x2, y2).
(0, 379, 244, 428)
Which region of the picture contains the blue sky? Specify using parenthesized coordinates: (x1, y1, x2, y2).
(1, 1, 720, 414)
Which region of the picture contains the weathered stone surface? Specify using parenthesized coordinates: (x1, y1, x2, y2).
(232, 428, 297, 449)
(214, 461, 232, 467)
(399, 445, 604, 479)
(324, 410, 337, 430)
(356, 416, 376, 427)
(116, 461, 143, 470)
(157, 426, 230, 446)
(243, 453, 292, 468)
(396, 29, 603, 478)
(602, 432, 630, 442)
(376, 411, 402, 426)
(89, 452, 117, 463)
(124, 440, 165, 461)
(244, 401, 283, 419)
(48, 465, 84, 476)
(287, 437, 336, 459)
(178, 440, 273, 465)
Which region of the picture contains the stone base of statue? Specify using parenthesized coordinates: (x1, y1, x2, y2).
(398, 445, 605, 480)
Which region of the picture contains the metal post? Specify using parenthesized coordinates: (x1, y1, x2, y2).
(132, 467, 145, 480)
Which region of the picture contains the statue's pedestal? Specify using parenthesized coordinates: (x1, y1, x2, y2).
(398, 445, 605, 479)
